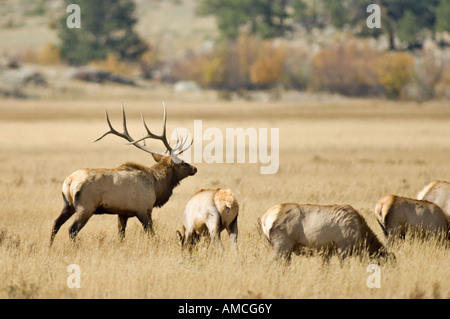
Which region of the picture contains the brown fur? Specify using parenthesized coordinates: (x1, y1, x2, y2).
(375, 194, 449, 240)
(261, 203, 390, 261)
(176, 188, 239, 250)
(50, 156, 197, 245)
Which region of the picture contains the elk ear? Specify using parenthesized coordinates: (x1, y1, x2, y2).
(176, 230, 184, 246)
(151, 153, 164, 163)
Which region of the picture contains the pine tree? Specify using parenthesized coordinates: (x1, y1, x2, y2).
(197, 0, 291, 39)
(397, 10, 422, 46)
(58, 0, 147, 65)
(436, 0, 450, 32)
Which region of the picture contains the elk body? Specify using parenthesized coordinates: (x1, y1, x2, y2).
(375, 195, 449, 240)
(260, 203, 388, 261)
(176, 188, 239, 250)
(50, 104, 196, 245)
(417, 181, 450, 217)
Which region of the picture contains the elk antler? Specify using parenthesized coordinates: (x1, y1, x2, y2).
(129, 102, 193, 157)
(94, 102, 190, 158)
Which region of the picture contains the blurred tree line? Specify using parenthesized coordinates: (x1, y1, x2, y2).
(58, 0, 450, 65)
(197, 0, 450, 50)
(54, 0, 450, 100)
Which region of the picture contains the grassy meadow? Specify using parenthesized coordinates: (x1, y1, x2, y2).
(0, 96, 449, 298)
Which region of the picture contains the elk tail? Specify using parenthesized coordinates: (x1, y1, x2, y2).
(214, 189, 238, 213)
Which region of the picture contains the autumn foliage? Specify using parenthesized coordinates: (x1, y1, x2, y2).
(136, 36, 446, 101)
(309, 41, 381, 96)
(249, 41, 285, 88)
(376, 51, 414, 99)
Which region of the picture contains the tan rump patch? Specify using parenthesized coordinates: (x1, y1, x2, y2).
(213, 188, 235, 211)
(261, 204, 284, 240)
(375, 195, 396, 221)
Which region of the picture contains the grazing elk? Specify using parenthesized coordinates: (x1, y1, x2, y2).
(260, 203, 389, 261)
(375, 195, 449, 240)
(176, 188, 239, 250)
(50, 103, 197, 245)
(417, 181, 450, 218)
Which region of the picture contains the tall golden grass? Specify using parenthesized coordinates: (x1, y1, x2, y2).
(0, 98, 449, 298)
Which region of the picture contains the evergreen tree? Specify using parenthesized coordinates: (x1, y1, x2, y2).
(385, 0, 440, 48)
(59, 0, 147, 65)
(197, 0, 291, 39)
(319, 0, 441, 49)
(397, 10, 422, 46)
(197, 0, 446, 50)
(436, 0, 450, 32)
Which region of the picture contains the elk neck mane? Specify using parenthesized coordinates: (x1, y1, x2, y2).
(125, 161, 182, 207)
(118, 161, 184, 208)
(152, 161, 183, 208)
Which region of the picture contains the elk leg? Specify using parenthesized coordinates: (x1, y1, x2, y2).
(272, 240, 293, 263)
(202, 212, 222, 250)
(68, 209, 93, 241)
(50, 203, 75, 245)
(137, 210, 154, 237)
(226, 216, 238, 250)
(118, 216, 128, 241)
(185, 230, 197, 252)
(208, 226, 223, 250)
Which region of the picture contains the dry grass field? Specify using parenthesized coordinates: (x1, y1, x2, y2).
(0, 95, 449, 299)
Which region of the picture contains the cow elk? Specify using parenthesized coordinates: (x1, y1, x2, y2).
(50, 103, 197, 245)
(417, 180, 450, 218)
(176, 188, 239, 251)
(375, 195, 449, 241)
(260, 203, 390, 262)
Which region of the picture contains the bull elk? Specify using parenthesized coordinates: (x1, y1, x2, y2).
(50, 103, 197, 245)
(260, 203, 390, 261)
(176, 188, 239, 251)
(375, 194, 449, 240)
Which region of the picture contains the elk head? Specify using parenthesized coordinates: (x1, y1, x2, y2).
(94, 102, 197, 177)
